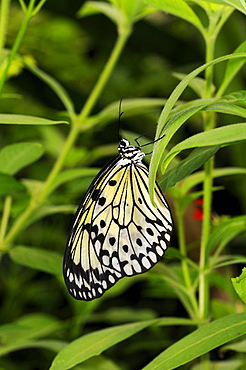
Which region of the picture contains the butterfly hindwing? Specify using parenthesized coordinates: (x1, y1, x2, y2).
(63, 139, 173, 301)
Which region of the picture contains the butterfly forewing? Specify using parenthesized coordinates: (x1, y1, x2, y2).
(64, 139, 173, 301)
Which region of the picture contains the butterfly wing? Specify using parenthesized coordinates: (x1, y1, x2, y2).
(63, 158, 173, 301)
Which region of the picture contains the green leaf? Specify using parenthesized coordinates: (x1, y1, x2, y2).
(213, 254, 246, 269)
(38, 126, 66, 158)
(157, 317, 198, 326)
(220, 90, 246, 107)
(22, 58, 75, 118)
(191, 359, 244, 370)
(142, 313, 246, 370)
(231, 267, 246, 304)
(155, 55, 246, 142)
(0, 143, 44, 175)
(77, 1, 122, 26)
(0, 339, 67, 356)
(0, 313, 62, 356)
(144, 0, 203, 32)
(78, 0, 156, 34)
(73, 356, 122, 370)
(50, 319, 157, 370)
(149, 102, 215, 194)
(204, 0, 246, 14)
(204, 101, 246, 118)
(25, 339, 67, 352)
(50, 168, 100, 193)
(85, 98, 165, 130)
(26, 205, 75, 226)
(118, 0, 157, 22)
(9, 246, 62, 276)
(149, 52, 246, 204)
(158, 145, 220, 191)
(0, 114, 67, 125)
(180, 167, 246, 195)
(0, 313, 60, 345)
(161, 123, 246, 173)
(177, 187, 222, 214)
(93, 307, 157, 324)
(173, 73, 215, 98)
(222, 339, 246, 353)
(211, 298, 236, 320)
(0, 92, 21, 99)
(206, 216, 246, 258)
(219, 41, 246, 95)
(0, 172, 25, 195)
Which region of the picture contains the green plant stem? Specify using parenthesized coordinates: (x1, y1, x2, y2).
(78, 29, 131, 126)
(199, 157, 214, 320)
(38, 124, 80, 203)
(4, 31, 131, 246)
(18, 0, 27, 12)
(0, 0, 10, 59)
(199, 24, 216, 320)
(22, 61, 76, 119)
(4, 123, 80, 246)
(0, 196, 12, 245)
(0, 0, 36, 94)
(4, 197, 38, 247)
(176, 204, 200, 318)
(40, 30, 130, 199)
(33, 0, 48, 16)
(204, 31, 216, 100)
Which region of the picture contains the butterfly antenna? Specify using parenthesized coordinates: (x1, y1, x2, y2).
(118, 96, 124, 142)
(134, 123, 158, 146)
(139, 131, 165, 149)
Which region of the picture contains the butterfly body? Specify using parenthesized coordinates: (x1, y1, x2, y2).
(64, 138, 173, 301)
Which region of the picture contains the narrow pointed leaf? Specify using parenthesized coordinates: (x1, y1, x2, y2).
(149, 53, 246, 204)
(158, 145, 220, 191)
(143, 313, 246, 370)
(161, 123, 246, 172)
(231, 267, 246, 304)
(207, 216, 246, 257)
(9, 246, 62, 276)
(50, 320, 157, 370)
(0, 114, 67, 125)
(144, 0, 203, 31)
(180, 167, 246, 195)
(0, 143, 44, 175)
(0, 173, 25, 195)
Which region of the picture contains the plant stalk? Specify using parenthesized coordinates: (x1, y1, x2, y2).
(176, 203, 200, 318)
(0, 0, 10, 59)
(78, 29, 131, 125)
(199, 24, 216, 320)
(0, 0, 36, 94)
(4, 31, 131, 246)
(0, 196, 12, 246)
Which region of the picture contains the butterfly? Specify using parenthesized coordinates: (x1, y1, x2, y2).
(63, 134, 173, 301)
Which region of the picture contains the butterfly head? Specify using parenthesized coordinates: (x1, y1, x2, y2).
(118, 138, 145, 163)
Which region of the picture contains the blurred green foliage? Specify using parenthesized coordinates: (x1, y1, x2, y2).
(0, 0, 246, 369)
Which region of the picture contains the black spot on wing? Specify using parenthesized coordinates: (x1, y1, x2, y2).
(98, 197, 106, 206)
(136, 238, 142, 246)
(109, 237, 116, 246)
(147, 228, 154, 236)
(123, 244, 129, 253)
(96, 233, 105, 244)
(92, 189, 100, 201)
